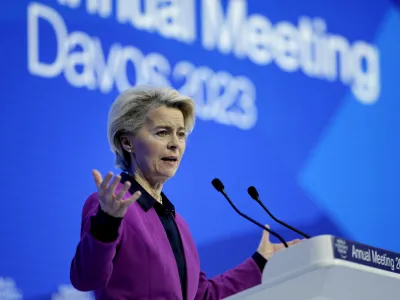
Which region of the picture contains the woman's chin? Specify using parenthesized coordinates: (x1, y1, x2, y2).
(156, 168, 178, 181)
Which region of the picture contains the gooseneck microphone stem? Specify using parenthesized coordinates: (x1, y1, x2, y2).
(255, 197, 310, 239)
(247, 186, 310, 239)
(218, 189, 289, 248)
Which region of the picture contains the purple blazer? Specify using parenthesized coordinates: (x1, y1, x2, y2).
(70, 183, 262, 299)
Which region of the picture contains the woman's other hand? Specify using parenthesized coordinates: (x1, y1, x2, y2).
(92, 169, 141, 218)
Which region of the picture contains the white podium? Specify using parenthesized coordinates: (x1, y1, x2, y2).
(226, 235, 400, 300)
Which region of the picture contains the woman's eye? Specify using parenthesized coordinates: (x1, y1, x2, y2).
(178, 132, 187, 138)
(157, 131, 168, 136)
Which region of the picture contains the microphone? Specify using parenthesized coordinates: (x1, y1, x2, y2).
(211, 178, 288, 248)
(247, 186, 310, 239)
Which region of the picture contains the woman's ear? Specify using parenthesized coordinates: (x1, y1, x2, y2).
(120, 135, 134, 153)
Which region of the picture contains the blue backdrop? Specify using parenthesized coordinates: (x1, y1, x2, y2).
(1, 0, 399, 299)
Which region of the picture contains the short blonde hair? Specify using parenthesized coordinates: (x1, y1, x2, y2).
(107, 86, 196, 171)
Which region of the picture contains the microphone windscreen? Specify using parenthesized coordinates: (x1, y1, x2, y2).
(247, 186, 259, 199)
(211, 178, 224, 192)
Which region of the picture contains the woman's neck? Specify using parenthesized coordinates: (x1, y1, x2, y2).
(130, 171, 163, 204)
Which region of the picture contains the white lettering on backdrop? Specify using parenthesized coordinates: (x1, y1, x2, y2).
(27, 0, 381, 130)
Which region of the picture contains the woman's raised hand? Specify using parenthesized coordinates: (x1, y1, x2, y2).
(92, 169, 141, 218)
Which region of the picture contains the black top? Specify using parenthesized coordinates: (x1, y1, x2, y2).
(90, 172, 267, 299)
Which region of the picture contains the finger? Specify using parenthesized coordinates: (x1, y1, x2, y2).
(115, 180, 131, 201)
(287, 239, 301, 246)
(122, 190, 141, 206)
(92, 169, 103, 189)
(274, 239, 301, 250)
(106, 174, 121, 198)
(100, 172, 114, 191)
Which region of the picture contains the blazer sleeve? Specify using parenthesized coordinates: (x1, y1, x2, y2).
(69, 192, 124, 291)
(194, 256, 263, 300)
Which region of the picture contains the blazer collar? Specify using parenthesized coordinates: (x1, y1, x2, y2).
(120, 172, 175, 216)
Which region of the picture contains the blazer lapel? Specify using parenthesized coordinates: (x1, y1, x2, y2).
(174, 215, 200, 300)
(145, 208, 183, 298)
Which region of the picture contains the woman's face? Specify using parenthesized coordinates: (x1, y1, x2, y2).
(122, 105, 187, 185)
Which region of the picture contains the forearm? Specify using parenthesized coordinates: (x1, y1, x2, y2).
(195, 253, 266, 300)
(70, 206, 123, 291)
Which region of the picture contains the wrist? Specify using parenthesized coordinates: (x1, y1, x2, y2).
(90, 206, 122, 242)
(252, 251, 268, 272)
(257, 247, 274, 260)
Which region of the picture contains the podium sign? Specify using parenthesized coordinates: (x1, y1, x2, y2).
(332, 236, 400, 275)
(226, 235, 400, 300)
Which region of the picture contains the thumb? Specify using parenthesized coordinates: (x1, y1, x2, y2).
(262, 224, 271, 240)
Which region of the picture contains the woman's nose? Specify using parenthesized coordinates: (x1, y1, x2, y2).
(167, 136, 178, 150)
(167, 142, 177, 150)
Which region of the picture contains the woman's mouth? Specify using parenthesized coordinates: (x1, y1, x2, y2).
(161, 156, 178, 166)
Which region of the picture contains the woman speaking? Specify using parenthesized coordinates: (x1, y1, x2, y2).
(70, 86, 299, 300)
